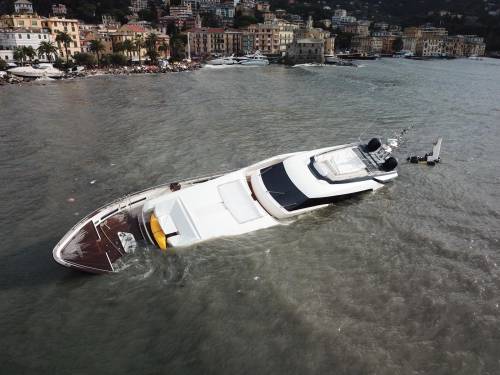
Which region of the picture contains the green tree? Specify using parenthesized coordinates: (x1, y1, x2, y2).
(334, 30, 354, 51)
(73, 52, 96, 67)
(134, 36, 144, 65)
(122, 39, 135, 61)
(89, 39, 106, 66)
(55, 31, 73, 63)
(0, 58, 8, 70)
(234, 13, 257, 28)
(393, 37, 404, 52)
(158, 41, 169, 58)
(170, 34, 186, 61)
(113, 41, 124, 54)
(109, 52, 127, 66)
(145, 33, 159, 63)
(13, 46, 26, 64)
(37, 41, 58, 62)
(23, 46, 36, 62)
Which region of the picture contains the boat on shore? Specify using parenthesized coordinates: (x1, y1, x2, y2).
(8, 63, 64, 78)
(53, 138, 398, 274)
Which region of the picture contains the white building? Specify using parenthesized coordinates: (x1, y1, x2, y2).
(129, 0, 149, 13)
(0, 28, 53, 62)
(14, 0, 33, 14)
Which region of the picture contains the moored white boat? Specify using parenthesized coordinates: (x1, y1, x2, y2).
(8, 63, 64, 78)
(53, 138, 398, 274)
(238, 51, 269, 66)
(206, 55, 239, 65)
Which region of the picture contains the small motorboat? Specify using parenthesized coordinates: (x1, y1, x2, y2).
(8, 63, 64, 78)
(53, 138, 398, 274)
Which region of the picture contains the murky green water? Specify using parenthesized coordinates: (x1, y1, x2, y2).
(1, 59, 500, 374)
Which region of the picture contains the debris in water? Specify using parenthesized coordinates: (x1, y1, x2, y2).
(254, 276, 260, 281)
(67, 197, 76, 203)
(90, 180, 96, 184)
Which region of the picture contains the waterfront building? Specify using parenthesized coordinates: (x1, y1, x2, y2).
(445, 35, 465, 57)
(285, 38, 324, 64)
(371, 30, 402, 54)
(186, 27, 242, 57)
(463, 35, 486, 56)
(0, 28, 52, 62)
(285, 17, 334, 64)
(241, 31, 255, 53)
(416, 36, 445, 57)
(14, 0, 33, 14)
(351, 36, 382, 54)
(246, 19, 297, 55)
(42, 17, 81, 59)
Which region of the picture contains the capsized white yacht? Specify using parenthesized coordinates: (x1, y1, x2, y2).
(53, 138, 398, 274)
(8, 63, 64, 78)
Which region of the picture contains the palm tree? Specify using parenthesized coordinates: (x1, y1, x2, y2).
(122, 39, 134, 61)
(134, 36, 144, 65)
(145, 33, 159, 63)
(89, 39, 105, 66)
(55, 31, 73, 63)
(37, 41, 58, 62)
(13, 46, 26, 64)
(158, 41, 169, 59)
(113, 41, 124, 54)
(23, 46, 36, 62)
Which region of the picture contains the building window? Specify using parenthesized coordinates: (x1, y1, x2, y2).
(27, 34, 30, 39)
(18, 34, 22, 39)
(38, 35, 41, 39)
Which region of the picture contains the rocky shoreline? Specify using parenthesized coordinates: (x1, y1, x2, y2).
(0, 61, 202, 86)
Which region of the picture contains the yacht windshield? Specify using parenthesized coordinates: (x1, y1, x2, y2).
(260, 163, 308, 211)
(260, 162, 344, 212)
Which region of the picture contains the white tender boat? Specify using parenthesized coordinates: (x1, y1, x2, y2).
(8, 63, 64, 78)
(53, 138, 398, 274)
